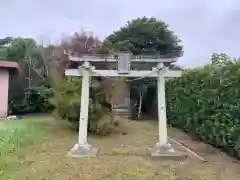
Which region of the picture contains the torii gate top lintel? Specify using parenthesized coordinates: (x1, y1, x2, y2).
(66, 52, 183, 77)
(68, 51, 183, 63)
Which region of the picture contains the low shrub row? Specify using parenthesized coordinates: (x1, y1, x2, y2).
(165, 62, 240, 159)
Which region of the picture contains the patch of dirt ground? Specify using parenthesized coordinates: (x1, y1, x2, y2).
(2, 119, 240, 180)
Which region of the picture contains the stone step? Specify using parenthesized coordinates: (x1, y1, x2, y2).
(114, 111, 131, 115)
(112, 104, 131, 118)
(113, 108, 131, 119)
(115, 110, 131, 114)
(116, 114, 131, 119)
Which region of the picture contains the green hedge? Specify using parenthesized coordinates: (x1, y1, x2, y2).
(9, 85, 54, 115)
(166, 62, 240, 159)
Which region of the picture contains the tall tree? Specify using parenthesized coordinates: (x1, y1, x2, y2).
(5, 37, 53, 114)
(5, 38, 37, 62)
(4, 37, 52, 81)
(104, 16, 182, 55)
(104, 16, 183, 119)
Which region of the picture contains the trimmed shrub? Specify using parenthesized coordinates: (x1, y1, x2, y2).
(165, 62, 240, 159)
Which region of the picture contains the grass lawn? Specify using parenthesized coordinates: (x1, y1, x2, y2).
(0, 116, 239, 180)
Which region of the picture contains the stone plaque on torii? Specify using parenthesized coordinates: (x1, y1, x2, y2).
(65, 52, 182, 157)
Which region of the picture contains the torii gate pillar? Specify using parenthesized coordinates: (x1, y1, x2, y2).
(66, 61, 99, 157)
(155, 65, 174, 153)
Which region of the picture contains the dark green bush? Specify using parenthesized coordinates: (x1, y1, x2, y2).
(165, 62, 240, 159)
(9, 85, 54, 115)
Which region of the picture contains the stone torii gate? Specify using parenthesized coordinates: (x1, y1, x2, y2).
(65, 52, 182, 157)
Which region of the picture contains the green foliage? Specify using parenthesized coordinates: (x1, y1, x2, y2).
(4, 37, 49, 80)
(0, 48, 6, 59)
(165, 58, 240, 159)
(0, 37, 12, 59)
(0, 37, 12, 46)
(2, 36, 54, 115)
(5, 37, 37, 62)
(104, 16, 182, 55)
(211, 53, 231, 65)
(50, 77, 117, 136)
(9, 85, 54, 115)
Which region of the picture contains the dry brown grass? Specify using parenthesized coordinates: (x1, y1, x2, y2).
(1, 117, 239, 180)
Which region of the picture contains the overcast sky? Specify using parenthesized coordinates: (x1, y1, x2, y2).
(1, 0, 240, 67)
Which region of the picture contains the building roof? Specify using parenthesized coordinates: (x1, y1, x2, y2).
(0, 60, 19, 69)
(0, 60, 19, 77)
